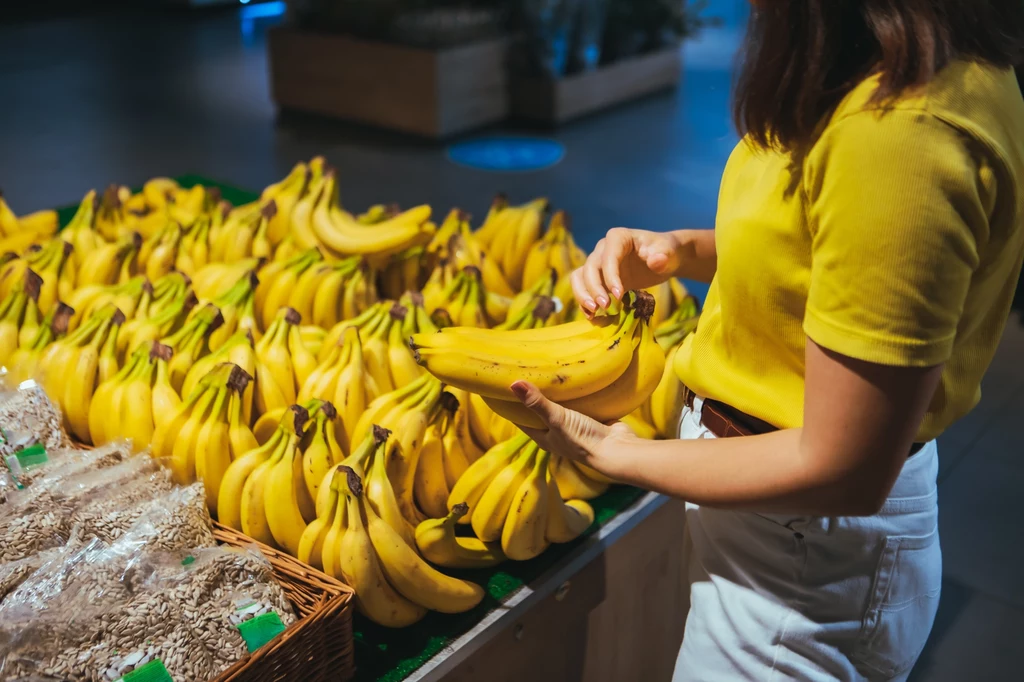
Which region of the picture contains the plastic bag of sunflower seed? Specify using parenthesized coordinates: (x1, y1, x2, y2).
(141, 545, 297, 674)
(0, 455, 159, 564)
(0, 380, 71, 454)
(0, 535, 215, 682)
(1, 439, 131, 494)
(118, 482, 217, 553)
(69, 467, 176, 543)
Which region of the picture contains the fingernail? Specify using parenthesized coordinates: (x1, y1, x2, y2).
(510, 381, 529, 400)
(596, 296, 609, 308)
(582, 298, 596, 312)
(611, 287, 623, 299)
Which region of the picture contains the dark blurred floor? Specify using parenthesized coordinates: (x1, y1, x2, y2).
(0, 2, 1022, 680)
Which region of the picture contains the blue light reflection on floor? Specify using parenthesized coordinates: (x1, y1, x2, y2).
(447, 137, 565, 172)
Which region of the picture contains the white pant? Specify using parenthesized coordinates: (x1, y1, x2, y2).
(673, 398, 942, 682)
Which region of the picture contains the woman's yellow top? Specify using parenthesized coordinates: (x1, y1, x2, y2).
(675, 61, 1024, 442)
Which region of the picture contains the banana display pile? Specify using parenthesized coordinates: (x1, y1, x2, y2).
(0, 158, 699, 627)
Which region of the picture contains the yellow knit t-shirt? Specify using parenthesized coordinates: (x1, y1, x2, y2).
(675, 61, 1024, 442)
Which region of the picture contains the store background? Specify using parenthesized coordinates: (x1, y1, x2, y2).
(0, 0, 1021, 679)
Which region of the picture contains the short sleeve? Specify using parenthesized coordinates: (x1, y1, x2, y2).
(802, 109, 988, 367)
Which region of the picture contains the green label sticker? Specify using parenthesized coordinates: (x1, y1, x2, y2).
(14, 444, 48, 469)
(118, 659, 173, 682)
(237, 611, 286, 653)
(181, 555, 195, 566)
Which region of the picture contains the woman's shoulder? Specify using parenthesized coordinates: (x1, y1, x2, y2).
(825, 60, 1024, 168)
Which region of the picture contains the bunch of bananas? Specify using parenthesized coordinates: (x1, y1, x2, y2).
(426, 209, 515, 298)
(413, 392, 474, 519)
(446, 432, 595, 562)
(293, 326, 376, 454)
(521, 210, 587, 293)
(351, 374, 448, 525)
(151, 362, 259, 514)
(413, 290, 665, 430)
(7, 301, 74, 385)
(253, 307, 317, 417)
(472, 196, 548, 291)
(89, 341, 179, 451)
(0, 192, 58, 253)
(37, 303, 126, 444)
(299, 430, 485, 627)
(0, 269, 44, 367)
(632, 294, 702, 439)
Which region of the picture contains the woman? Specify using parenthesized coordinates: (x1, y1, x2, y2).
(510, 1, 1024, 680)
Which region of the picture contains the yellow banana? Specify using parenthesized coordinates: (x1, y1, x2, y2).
(415, 503, 505, 569)
(545, 469, 595, 544)
(335, 467, 428, 627)
(365, 487, 485, 614)
(471, 440, 538, 542)
(501, 449, 551, 561)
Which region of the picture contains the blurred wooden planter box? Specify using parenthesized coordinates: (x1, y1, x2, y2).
(268, 26, 509, 138)
(511, 46, 682, 124)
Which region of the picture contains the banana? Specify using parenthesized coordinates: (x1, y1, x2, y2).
(364, 425, 418, 549)
(334, 466, 428, 627)
(266, 164, 309, 246)
(8, 301, 73, 384)
(416, 296, 643, 404)
(194, 383, 232, 515)
(312, 172, 433, 259)
(501, 449, 551, 561)
(300, 399, 342, 502)
(386, 303, 424, 386)
(254, 308, 302, 419)
(618, 412, 654, 445)
(151, 344, 182, 430)
(236, 405, 308, 545)
(447, 430, 528, 527)
(384, 379, 445, 526)
(414, 415, 451, 521)
(550, 455, 609, 500)
(258, 247, 322, 331)
(161, 303, 223, 393)
(545, 468, 595, 544)
(415, 503, 505, 569)
(63, 307, 124, 444)
(297, 469, 336, 570)
(471, 440, 538, 542)
(264, 405, 314, 554)
(521, 210, 587, 292)
(485, 311, 665, 429)
(365, 484, 485, 614)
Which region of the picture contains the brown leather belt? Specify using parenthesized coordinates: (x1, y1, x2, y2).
(681, 387, 925, 457)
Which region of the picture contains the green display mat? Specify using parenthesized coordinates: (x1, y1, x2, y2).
(56, 175, 649, 682)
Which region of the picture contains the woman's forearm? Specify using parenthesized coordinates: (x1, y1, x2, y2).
(594, 428, 890, 517)
(671, 229, 717, 283)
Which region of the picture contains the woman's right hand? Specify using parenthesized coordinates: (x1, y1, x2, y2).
(571, 228, 685, 314)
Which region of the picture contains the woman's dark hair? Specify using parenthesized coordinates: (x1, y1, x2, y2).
(734, 0, 1024, 150)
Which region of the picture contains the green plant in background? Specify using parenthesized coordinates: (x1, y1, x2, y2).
(603, 0, 717, 63)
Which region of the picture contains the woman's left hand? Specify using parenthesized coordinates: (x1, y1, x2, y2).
(510, 381, 637, 476)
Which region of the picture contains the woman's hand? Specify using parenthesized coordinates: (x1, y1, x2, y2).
(510, 381, 638, 477)
(571, 228, 685, 314)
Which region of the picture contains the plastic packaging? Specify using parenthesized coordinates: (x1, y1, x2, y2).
(0, 380, 71, 454)
(145, 546, 297, 674)
(2, 440, 131, 493)
(0, 538, 294, 680)
(69, 467, 176, 543)
(0, 534, 216, 682)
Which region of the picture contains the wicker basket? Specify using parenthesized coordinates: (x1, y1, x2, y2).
(210, 521, 356, 682)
